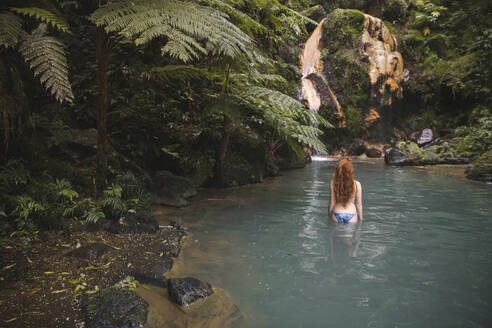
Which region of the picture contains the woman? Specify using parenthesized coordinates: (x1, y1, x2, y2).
(329, 158, 363, 223)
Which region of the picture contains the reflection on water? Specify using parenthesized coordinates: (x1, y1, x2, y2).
(153, 161, 492, 328)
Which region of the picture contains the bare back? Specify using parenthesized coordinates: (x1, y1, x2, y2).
(329, 180, 363, 221)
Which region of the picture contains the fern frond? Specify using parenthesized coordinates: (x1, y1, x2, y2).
(10, 7, 71, 34)
(200, 0, 268, 36)
(0, 11, 22, 48)
(18, 24, 73, 103)
(151, 65, 209, 82)
(91, 0, 253, 62)
(239, 86, 331, 154)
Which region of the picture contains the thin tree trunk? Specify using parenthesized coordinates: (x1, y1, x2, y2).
(216, 114, 231, 187)
(95, 27, 110, 195)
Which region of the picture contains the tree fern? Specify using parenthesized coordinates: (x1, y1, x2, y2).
(151, 65, 211, 82)
(18, 24, 74, 103)
(10, 7, 71, 33)
(0, 11, 22, 48)
(90, 0, 253, 62)
(239, 86, 331, 154)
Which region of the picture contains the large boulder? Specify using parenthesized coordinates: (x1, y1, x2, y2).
(132, 259, 173, 288)
(168, 277, 213, 306)
(347, 139, 366, 156)
(82, 287, 148, 328)
(465, 151, 492, 182)
(365, 146, 382, 158)
(107, 211, 159, 234)
(410, 128, 434, 147)
(150, 171, 197, 207)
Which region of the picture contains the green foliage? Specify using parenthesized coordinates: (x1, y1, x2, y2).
(18, 24, 74, 103)
(0, 11, 22, 48)
(455, 108, 492, 160)
(10, 7, 71, 33)
(323, 9, 365, 52)
(90, 0, 253, 62)
(239, 86, 331, 154)
(150, 65, 210, 83)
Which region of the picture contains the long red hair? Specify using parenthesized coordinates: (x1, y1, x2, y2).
(333, 159, 355, 206)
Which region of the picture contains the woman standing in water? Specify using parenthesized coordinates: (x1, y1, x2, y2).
(329, 158, 363, 223)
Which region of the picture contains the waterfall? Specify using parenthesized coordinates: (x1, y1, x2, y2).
(299, 12, 404, 134)
(299, 18, 326, 113)
(300, 18, 346, 128)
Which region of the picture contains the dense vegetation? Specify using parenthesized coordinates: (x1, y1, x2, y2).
(1, 0, 491, 241)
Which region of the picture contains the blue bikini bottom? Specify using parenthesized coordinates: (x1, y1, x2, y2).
(334, 212, 356, 223)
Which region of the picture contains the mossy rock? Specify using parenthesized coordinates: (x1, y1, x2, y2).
(466, 151, 492, 182)
(322, 9, 365, 54)
(82, 286, 149, 328)
(302, 5, 327, 22)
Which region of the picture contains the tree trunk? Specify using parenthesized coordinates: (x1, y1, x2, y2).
(215, 114, 232, 187)
(95, 27, 110, 195)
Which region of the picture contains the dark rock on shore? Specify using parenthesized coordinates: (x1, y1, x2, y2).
(347, 139, 366, 156)
(107, 211, 158, 234)
(465, 151, 492, 182)
(133, 258, 173, 288)
(168, 277, 213, 306)
(82, 286, 148, 328)
(365, 146, 382, 158)
(66, 243, 111, 261)
(150, 170, 197, 207)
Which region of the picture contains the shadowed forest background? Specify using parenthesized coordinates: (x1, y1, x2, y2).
(1, 0, 491, 241)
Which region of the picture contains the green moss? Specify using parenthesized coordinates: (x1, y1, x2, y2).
(322, 9, 365, 53)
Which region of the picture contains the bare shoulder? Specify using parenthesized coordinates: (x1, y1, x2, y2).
(355, 180, 362, 189)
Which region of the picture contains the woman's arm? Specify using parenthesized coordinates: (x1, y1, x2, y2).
(356, 181, 363, 220)
(329, 180, 337, 222)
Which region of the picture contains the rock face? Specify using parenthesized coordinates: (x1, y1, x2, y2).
(385, 141, 469, 165)
(168, 277, 213, 306)
(300, 9, 404, 135)
(82, 287, 148, 328)
(108, 211, 159, 234)
(150, 171, 197, 207)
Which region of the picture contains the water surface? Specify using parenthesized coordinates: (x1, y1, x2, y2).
(158, 160, 492, 328)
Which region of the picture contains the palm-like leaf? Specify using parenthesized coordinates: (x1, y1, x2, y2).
(151, 65, 210, 82)
(10, 7, 71, 33)
(239, 86, 331, 154)
(0, 11, 22, 48)
(90, 0, 253, 62)
(18, 24, 74, 103)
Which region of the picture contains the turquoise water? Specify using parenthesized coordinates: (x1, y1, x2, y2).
(173, 160, 492, 328)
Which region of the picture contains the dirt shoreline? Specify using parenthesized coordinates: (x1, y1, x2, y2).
(0, 224, 183, 328)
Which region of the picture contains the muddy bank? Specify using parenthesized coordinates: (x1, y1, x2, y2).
(0, 224, 183, 328)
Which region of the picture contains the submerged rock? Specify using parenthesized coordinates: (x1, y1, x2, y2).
(82, 286, 148, 328)
(168, 277, 213, 306)
(108, 211, 158, 234)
